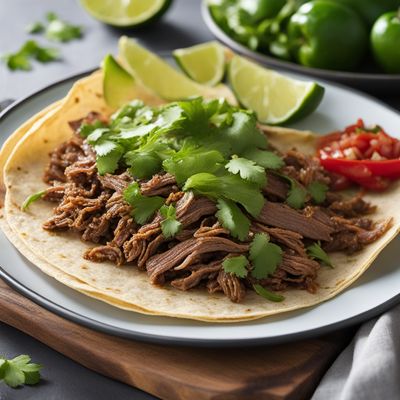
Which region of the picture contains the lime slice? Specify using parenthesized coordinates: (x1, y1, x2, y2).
(118, 36, 237, 103)
(80, 0, 172, 27)
(228, 55, 324, 125)
(103, 54, 163, 108)
(173, 41, 226, 86)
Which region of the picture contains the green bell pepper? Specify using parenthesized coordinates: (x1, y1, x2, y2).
(335, 0, 400, 27)
(240, 0, 286, 22)
(288, 0, 368, 70)
(371, 11, 400, 73)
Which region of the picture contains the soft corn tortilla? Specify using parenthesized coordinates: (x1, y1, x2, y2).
(1, 70, 400, 322)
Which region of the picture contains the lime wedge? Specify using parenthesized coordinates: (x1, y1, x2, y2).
(173, 41, 227, 86)
(118, 36, 237, 104)
(80, 0, 172, 27)
(103, 54, 163, 108)
(228, 55, 324, 125)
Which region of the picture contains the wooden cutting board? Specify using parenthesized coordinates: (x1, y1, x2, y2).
(0, 278, 355, 400)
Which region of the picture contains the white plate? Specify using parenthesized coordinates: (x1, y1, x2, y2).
(1, 69, 400, 346)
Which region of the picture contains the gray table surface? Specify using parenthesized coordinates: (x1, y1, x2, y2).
(0, 1, 399, 399)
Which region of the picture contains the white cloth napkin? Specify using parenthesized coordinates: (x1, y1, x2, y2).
(312, 304, 400, 400)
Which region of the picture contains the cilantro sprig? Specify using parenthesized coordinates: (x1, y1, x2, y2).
(3, 40, 59, 71)
(0, 355, 42, 388)
(45, 12, 83, 42)
(250, 233, 283, 279)
(222, 255, 249, 278)
(123, 182, 164, 225)
(159, 204, 182, 238)
(307, 242, 333, 268)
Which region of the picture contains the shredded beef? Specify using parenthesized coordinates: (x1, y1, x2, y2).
(141, 173, 178, 196)
(40, 113, 391, 303)
(171, 260, 222, 291)
(263, 174, 289, 200)
(257, 202, 334, 241)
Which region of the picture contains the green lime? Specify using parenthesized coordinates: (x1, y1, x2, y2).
(103, 54, 163, 108)
(228, 55, 324, 124)
(118, 36, 237, 103)
(103, 54, 137, 108)
(80, 0, 172, 27)
(173, 41, 227, 86)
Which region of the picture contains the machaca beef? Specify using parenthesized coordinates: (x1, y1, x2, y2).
(31, 98, 391, 303)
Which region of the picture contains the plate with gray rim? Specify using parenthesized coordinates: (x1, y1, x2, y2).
(1, 65, 400, 347)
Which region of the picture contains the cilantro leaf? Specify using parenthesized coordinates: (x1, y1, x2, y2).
(163, 144, 224, 184)
(125, 151, 162, 179)
(219, 174, 265, 217)
(46, 15, 82, 42)
(250, 233, 283, 279)
(220, 111, 267, 154)
(277, 174, 307, 209)
(0, 355, 42, 388)
(3, 40, 59, 71)
(3, 362, 25, 388)
(183, 172, 265, 217)
(253, 284, 285, 302)
(21, 190, 46, 211)
(216, 198, 250, 241)
(242, 148, 284, 170)
(225, 157, 266, 187)
(3, 52, 32, 71)
(26, 22, 44, 34)
(308, 181, 328, 204)
(94, 141, 124, 175)
(159, 204, 182, 238)
(286, 183, 307, 209)
(222, 255, 249, 278)
(307, 242, 333, 267)
(123, 182, 164, 224)
(79, 120, 106, 138)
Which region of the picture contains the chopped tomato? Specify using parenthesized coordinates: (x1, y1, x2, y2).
(317, 119, 400, 191)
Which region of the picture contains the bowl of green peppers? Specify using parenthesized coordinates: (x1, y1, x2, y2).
(202, 0, 400, 94)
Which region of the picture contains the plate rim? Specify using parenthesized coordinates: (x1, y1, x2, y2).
(1, 67, 400, 347)
(201, 1, 400, 82)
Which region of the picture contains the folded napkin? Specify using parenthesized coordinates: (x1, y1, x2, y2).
(312, 303, 400, 400)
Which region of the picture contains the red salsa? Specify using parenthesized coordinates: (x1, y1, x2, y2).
(317, 119, 400, 191)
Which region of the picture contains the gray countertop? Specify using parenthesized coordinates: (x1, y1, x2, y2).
(0, 1, 399, 399)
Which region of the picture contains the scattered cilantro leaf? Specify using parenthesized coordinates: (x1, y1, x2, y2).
(308, 181, 328, 204)
(163, 144, 224, 184)
(0, 355, 42, 388)
(253, 284, 285, 302)
(45, 14, 82, 42)
(123, 182, 164, 224)
(242, 148, 284, 170)
(21, 190, 46, 211)
(225, 157, 266, 187)
(216, 198, 250, 241)
(159, 204, 182, 238)
(26, 22, 44, 34)
(307, 242, 333, 268)
(222, 255, 249, 278)
(3, 40, 59, 71)
(250, 233, 283, 279)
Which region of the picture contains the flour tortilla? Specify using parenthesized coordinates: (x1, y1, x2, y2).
(1, 70, 400, 322)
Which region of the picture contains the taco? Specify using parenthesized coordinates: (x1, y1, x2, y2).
(1, 70, 399, 322)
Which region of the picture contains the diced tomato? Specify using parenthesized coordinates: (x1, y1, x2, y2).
(317, 119, 400, 191)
